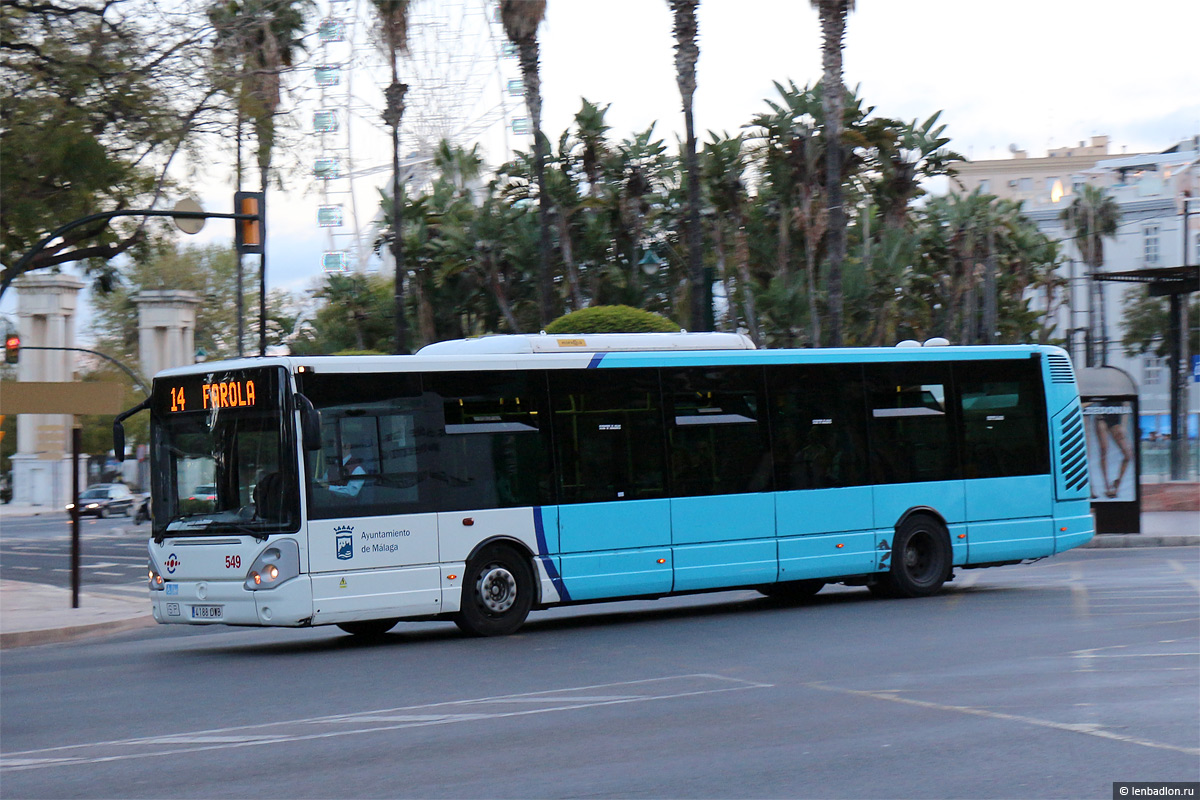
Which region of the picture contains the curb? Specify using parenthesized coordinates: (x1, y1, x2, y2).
(1082, 535, 1200, 548)
(0, 615, 156, 649)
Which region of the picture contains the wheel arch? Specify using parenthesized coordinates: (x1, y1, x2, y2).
(464, 535, 541, 604)
(892, 506, 949, 537)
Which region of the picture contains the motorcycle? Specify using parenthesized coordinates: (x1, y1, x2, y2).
(133, 495, 150, 525)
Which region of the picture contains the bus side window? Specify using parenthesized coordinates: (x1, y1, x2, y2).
(550, 369, 666, 504)
(299, 371, 430, 519)
(427, 371, 553, 511)
(865, 363, 959, 485)
(956, 360, 1049, 479)
(767, 364, 869, 490)
(665, 366, 771, 496)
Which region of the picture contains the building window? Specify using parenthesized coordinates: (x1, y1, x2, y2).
(1143, 224, 1160, 265)
(1143, 356, 1165, 387)
(979, 179, 990, 193)
(1018, 177, 1033, 192)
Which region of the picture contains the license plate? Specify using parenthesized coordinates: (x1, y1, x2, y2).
(191, 605, 223, 620)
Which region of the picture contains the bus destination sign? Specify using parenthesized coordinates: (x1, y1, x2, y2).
(155, 367, 282, 416)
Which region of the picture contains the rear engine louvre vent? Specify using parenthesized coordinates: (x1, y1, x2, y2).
(1059, 406, 1088, 492)
(1048, 353, 1075, 384)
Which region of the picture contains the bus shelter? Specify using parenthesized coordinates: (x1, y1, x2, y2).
(1078, 366, 1140, 534)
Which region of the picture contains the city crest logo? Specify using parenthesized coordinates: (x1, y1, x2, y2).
(335, 526, 354, 560)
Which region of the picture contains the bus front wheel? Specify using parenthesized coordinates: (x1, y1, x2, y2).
(454, 545, 534, 637)
(874, 515, 951, 598)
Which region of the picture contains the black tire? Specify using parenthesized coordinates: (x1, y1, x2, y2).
(758, 579, 825, 601)
(123, 504, 133, 517)
(337, 619, 399, 636)
(875, 514, 951, 598)
(97, 507, 107, 519)
(454, 544, 534, 637)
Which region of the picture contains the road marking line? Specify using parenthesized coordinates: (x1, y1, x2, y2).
(0, 674, 772, 772)
(805, 682, 1199, 756)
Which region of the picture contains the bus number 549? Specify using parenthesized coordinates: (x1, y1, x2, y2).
(225, 556, 241, 569)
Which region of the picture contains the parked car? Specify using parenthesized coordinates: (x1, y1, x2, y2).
(68, 483, 136, 518)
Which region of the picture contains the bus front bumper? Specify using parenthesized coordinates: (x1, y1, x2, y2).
(151, 576, 314, 627)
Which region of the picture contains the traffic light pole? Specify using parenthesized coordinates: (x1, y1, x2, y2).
(16, 346, 149, 395)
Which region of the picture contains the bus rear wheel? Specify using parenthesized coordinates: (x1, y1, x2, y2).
(874, 515, 951, 598)
(337, 619, 399, 636)
(454, 544, 534, 637)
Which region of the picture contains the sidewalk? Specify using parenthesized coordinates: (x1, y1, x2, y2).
(0, 505, 1195, 649)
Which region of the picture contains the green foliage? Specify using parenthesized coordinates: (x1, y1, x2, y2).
(290, 273, 396, 354)
(0, 0, 215, 294)
(344, 85, 1063, 352)
(545, 305, 680, 334)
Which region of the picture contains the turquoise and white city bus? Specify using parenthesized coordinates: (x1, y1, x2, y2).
(114, 333, 1093, 637)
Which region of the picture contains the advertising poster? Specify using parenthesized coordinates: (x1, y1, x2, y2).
(1083, 400, 1136, 503)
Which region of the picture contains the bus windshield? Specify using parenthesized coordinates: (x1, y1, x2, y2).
(149, 366, 299, 538)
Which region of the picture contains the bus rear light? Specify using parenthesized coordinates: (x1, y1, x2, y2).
(835, 543, 844, 549)
(958, 533, 967, 539)
(447, 574, 457, 581)
(657, 558, 666, 564)
(1060, 527, 1068, 532)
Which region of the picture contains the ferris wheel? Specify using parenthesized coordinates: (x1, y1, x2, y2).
(311, 0, 525, 275)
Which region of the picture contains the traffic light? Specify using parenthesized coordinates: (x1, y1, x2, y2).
(234, 191, 265, 255)
(4, 333, 18, 364)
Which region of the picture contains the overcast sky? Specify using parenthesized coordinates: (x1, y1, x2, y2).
(6, 0, 1197, 346)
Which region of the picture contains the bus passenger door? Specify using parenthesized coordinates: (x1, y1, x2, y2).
(769, 365, 878, 580)
(551, 370, 673, 601)
(665, 367, 777, 591)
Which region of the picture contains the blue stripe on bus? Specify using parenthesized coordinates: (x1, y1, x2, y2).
(533, 507, 570, 602)
(587, 353, 605, 369)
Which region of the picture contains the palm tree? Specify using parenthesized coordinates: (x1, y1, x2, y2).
(668, 0, 708, 331)
(810, 0, 854, 346)
(369, 0, 412, 353)
(702, 132, 760, 344)
(499, 0, 554, 326)
(748, 80, 827, 346)
(1061, 184, 1120, 364)
(867, 111, 963, 231)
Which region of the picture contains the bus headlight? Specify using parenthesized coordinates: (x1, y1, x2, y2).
(147, 549, 166, 591)
(244, 539, 300, 591)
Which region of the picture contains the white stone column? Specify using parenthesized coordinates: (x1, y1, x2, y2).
(132, 290, 201, 379)
(10, 274, 86, 508)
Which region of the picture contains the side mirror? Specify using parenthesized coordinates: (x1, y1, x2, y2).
(112, 397, 151, 462)
(295, 393, 321, 451)
(113, 423, 126, 463)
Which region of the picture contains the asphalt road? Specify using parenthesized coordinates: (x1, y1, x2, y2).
(0, 513, 148, 587)
(1, 547, 1197, 799)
